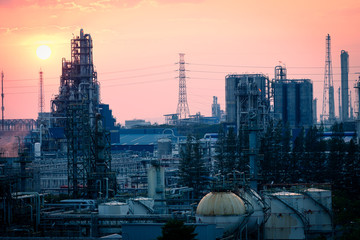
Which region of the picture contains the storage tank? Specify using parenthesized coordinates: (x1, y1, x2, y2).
(127, 197, 154, 214)
(302, 188, 333, 234)
(264, 191, 306, 240)
(264, 189, 333, 239)
(196, 191, 247, 237)
(240, 188, 266, 232)
(98, 201, 129, 215)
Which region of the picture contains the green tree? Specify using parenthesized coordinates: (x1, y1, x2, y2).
(328, 122, 346, 188)
(224, 127, 237, 174)
(179, 134, 208, 199)
(290, 127, 305, 183)
(237, 125, 249, 175)
(259, 120, 276, 183)
(157, 219, 197, 240)
(215, 126, 226, 175)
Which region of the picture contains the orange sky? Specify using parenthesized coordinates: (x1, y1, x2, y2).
(0, 0, 360, 125)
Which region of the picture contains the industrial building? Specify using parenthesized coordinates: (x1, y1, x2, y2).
(50, 29, 116, 198)
(273, 66, 314, 128)
(0, 29, 351, 239)
(211, 96, 222, 123)
(225, 74, 269, 127)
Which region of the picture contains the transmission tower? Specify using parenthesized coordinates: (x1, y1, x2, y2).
(176, 53, 190, 119)
(39, 69, 44, 114)
(1, 71, 4, 131)
(321, 34, 335, 123)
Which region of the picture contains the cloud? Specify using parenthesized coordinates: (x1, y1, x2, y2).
(0, 0, 143, 10)
(0, 25, 80, 36)
(154, 0, 204, 3)
(0, 0, 201, 10)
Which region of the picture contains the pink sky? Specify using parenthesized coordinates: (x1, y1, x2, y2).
(0, 0, 360, 125)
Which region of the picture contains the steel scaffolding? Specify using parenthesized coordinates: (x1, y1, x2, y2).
(51, 29, 115, 198)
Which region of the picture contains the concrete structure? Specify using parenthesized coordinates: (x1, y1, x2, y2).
(147, 163, 165, 200)
(274, 78, 313, 128)
(211, 96, 221, 122)
(341, 50, 349, 121)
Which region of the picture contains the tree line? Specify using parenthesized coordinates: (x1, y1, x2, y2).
(179, 121, 360, 196)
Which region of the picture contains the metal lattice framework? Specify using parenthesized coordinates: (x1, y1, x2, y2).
(39, 69, 45, 114)
(51, 29, 115, 198)
(321, 34, 335, 123)
(176, 53, 190, 119)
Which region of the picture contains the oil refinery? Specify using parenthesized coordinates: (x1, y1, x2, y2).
(0, 29, 359, 240)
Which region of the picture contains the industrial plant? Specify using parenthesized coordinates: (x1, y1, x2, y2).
(0, 30, 359, 240)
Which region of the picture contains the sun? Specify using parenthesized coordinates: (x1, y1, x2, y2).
(36, 45, 51, 60)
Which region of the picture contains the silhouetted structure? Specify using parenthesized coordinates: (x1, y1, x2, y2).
(176, 53, 190, 119)
(341, 50, 349, 121)
(51, 29, 115, 198)
(274, 75, 313, 128)
(321, 34, 335, 123)
(211, 96, 221, 122)
(225, 74, 269, 126)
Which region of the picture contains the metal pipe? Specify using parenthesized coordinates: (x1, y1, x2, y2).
(17, 192, 40, 232)
(104, 177, 108, 199)
(26, 204, 33, 222)
(96, 180, 102, 199)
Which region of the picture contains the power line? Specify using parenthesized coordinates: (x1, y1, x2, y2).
(100, 64, 173, 74)
(189, 62, 360, 69)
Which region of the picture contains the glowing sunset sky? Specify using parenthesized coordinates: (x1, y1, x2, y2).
(0, 0, 360, 124)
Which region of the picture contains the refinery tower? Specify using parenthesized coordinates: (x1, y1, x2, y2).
(51, 29, 116, 199)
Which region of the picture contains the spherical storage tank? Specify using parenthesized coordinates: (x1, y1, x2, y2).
(196, 192, 247, 236)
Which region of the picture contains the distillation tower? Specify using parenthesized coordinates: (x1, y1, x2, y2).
(321, 34, 335, 123)
(176, 53, 190, 119)
(51, 29, 115, 198)
(341, 50, 349, 121)
(230, 74, 270, 190)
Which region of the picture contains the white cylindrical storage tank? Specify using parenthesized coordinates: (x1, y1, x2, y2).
(241, 188, 265, 232)
(98, 201, 129, 215)
(264, 192, 306, 240)
(305, 188, 332, 211)
(302, 188, 333, 234)
(34, 142, 41, 157)
(196, 191, 247, 237)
